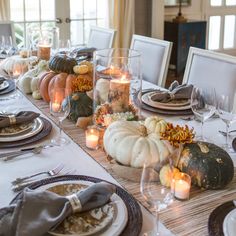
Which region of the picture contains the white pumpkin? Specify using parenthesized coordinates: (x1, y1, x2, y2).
(18, 60, 49, 95)
(144, 116, 167, 134)
(95, 78, 110, 103)
(32, 90, 42, 100)
(0, 55, 38, 77)
(103, 120, 173, 168)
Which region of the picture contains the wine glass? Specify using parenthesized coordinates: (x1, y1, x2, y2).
(3, 36, 13, 56)
(140, 157, 174, 236)
(217, 94, 236, 152)
(190, 87, 216, 141)
(50, 88, 71, 145)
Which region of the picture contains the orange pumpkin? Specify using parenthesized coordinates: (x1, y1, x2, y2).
(39, 71, 92, 103)
(39, 72, 57, 102)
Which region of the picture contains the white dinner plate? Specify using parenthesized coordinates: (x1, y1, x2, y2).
(0, 80, 9, 91)
(0, 117, 44, 142)
(223, 208, 236, 236)
(142, 92, 191, 111)
(37, 180, 128, 236)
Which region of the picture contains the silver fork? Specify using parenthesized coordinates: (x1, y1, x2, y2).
(12, 168, 76, 192)
(11, 163, 65, 185)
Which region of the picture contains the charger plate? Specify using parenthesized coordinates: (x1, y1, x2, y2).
(0, 80, 9, 91)
(11, 175, 143, 236)
(0, 117, 43, 141)
(208, 201, 236, 236)
(38, 180, 128, 236)
(0, 79, 15, 95)
(134, 90, 193, 116)
(0, 117, 52, 148)
(141, 92, 191, 110)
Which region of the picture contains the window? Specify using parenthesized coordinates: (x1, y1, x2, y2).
(10, 0, 55, 48)
(10, 0, 108, 48)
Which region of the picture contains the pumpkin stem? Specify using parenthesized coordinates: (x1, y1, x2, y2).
(139, 125, 148, 137)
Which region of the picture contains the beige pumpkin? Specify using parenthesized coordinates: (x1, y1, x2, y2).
(144, 116, 167, 134)
(103, 120, 173, 168)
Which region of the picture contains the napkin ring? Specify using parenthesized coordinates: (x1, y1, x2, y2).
(66, 194, 82, 213)
(9, 115, 16, 125)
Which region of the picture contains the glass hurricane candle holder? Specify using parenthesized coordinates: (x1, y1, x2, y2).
(93, 48, 142, 128)
(173, 172, 191, 201)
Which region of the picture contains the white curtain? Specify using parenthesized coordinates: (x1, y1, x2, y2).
(109, 0, 135, 48)
(0, 0, 10, 21)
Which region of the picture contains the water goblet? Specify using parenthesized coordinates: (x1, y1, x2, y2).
(217, 94, 236, 152)
(140, 156, 174, 236)
(50, 88, 71, 145)
(190, 87, 216, 141)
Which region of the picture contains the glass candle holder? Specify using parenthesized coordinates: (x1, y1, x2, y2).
(173, 172, 191, 200)
(85, 126, 100, 150)
(93, 48, 142, 128)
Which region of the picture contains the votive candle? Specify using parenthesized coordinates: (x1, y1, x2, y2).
(173, 172, 191, 200)
(85, 126, 99, 150)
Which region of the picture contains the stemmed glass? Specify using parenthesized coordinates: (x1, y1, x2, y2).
(50, 88, 71, 145)
(217, 94, 236, 152)
(140, 157, 174, 236)
(190, 87, 216, 141)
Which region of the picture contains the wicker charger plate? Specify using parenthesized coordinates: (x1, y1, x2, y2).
(0, 117, 52, 148)
(208, 201, 236, 236)
(0, 79, 15, 95)
(11, 175, 143, 236)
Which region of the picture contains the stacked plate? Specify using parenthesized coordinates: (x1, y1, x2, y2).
(11, 175, 143, 236)
(141, 90, 193, 116)
(0, 116, 52, 148)
(0, 77, 16, 95)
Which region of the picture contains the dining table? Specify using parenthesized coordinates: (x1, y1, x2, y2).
(0, 78, 236, 236)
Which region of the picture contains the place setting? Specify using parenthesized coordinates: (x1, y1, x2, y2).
(0, 175, 142, 236)
(140, 81, 194, 116)
(0, 110, 52, 149)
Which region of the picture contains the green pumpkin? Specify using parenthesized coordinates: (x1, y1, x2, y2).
(68, 92, 93, 122)
(177, 142, 234, 189)
(49, 54, 77, 74)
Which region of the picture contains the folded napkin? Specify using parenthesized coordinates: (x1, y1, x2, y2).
(0, 111, 40, 128)
(0, 182, 115, 236)
(150, 80, 193, 103)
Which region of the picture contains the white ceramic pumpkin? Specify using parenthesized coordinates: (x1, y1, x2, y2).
(144, 116, 167, 134)
(103, 120, 173, 168)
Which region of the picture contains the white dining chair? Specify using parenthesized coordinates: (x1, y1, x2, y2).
(183, 47, 236, 101)
(87, 26, 116, 50)
(130, 34, 172, 87)
(0, 21, 16, 46)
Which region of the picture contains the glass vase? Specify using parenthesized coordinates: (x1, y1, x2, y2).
(93, 48, 142, 128)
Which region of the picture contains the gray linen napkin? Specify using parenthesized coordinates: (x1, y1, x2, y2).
(0, 111, 40, 128)
(0, 182, 115, 236)
(150, 80, 193, 103)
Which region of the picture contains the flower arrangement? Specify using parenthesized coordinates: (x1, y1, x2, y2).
(94, 103, 138, 127)
(71, 74, 93, 92)
(160, 123, 195, 147)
